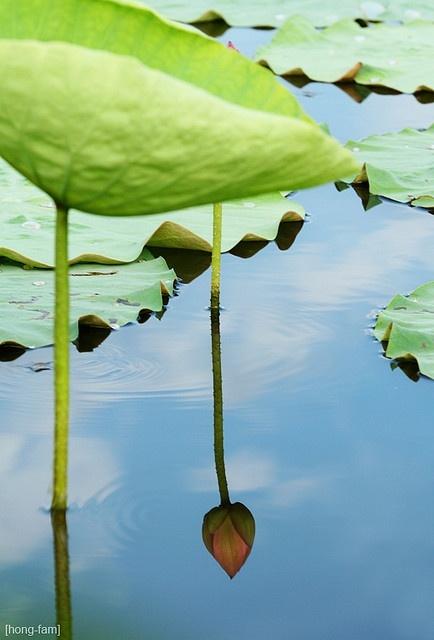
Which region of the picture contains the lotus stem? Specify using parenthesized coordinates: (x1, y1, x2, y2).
(210, 202, 223, 310)
(52, 204, 70, 512)
(51, 510, 73, 640)
(211, 306, 230, 505)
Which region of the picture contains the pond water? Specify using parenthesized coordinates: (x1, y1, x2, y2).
(1, 25, 434, 640)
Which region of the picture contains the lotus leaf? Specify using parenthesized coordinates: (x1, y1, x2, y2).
(0, 40, 357, 217)
(0, 253, 175, 349)
(0, 0, 308, 122)
(375, 282, 434, 380)
(0, 161, 304, 267)
(345, 126, 434, 208)
(255, 18, 434, 94)
(134, 0, 434, 27)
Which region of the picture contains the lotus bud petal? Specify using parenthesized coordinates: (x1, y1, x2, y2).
(227, 41, 240, 52)
(202, 502, 255, 578)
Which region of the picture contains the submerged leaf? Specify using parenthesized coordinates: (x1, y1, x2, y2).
(0, 40, 358, 217)
(255, 18, 434, 94)
(0, 160, 304, 267)
(132, 0, 434, 27)
(0, 253, 175, 349)
(345, 126, 434, 208)
(375, 282, 434, 380)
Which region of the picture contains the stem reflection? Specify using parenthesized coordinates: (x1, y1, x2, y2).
(51, 510, 73, 640)
(202, 306, 255, 578)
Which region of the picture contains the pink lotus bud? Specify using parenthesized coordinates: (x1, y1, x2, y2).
(227, 41, 240, 52)
(202, 502, 255, 578)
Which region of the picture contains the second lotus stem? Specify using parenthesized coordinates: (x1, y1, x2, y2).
(210, 202, 222, 311)
(52, 204, 70, 512)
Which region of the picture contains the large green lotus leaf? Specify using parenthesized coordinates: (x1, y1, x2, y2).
(374, 282, 434, 380)
(0, 0, 308, 122)
(0, 253, 175, 349)
(255, 18, 434, 94)
(0, 160, 304, 267)
(132, 0, 434, 27)
(0, 40, 358, 217)
(344, 125, 434, 208)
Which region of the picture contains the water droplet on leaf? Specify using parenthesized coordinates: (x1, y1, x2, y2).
(22, 220, 41, 231)
(404, 9, 421, 19)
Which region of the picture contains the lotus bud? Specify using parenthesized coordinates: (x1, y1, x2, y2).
(227, 41, 240, 52)
(202, 502, 255, 578)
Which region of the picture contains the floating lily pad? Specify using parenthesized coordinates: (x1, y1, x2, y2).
(0, 160, 304, 267)
(345, 126, 434, 208)
(374, 282, 434, 380)
(255, 18, 434, 94)
(135, 0, 434, 27)
(0, 253, 175, 349)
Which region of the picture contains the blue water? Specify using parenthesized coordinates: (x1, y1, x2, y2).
(1, 25, 434, 640)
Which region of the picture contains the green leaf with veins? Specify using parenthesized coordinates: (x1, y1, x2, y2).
(255, 18, 434, 94)
(0, 160, 304, 267)
(345, 125, 434, 208)
(0, 39, 357, 217)
(375, 282, 434, 380)
(0, 0, 308, 122)
(0, 253, 175, 349)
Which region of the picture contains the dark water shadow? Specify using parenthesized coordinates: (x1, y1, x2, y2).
(391, 358, 421, 383)
(335, 181, 382, 211)
(195, 20, 229, 37)
(377, 339, 423, 383)
(285, 76, 434, 105)
(336, 181, 434, 215)
(151, 218, 304, 282)
(0, 343, 27, 362)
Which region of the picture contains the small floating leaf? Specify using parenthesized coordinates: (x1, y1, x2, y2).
(0, 253, 175, 349)
(375, 282, 434, 380)
(344, 125, 434, 208)
(255, 18, 434, 94)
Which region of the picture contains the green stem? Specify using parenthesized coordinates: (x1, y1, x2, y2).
(51, 511, 73, 640)
(52, 204, 70, 512)
(210, 202, 222, 311)
(211, 306, 230, 505)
